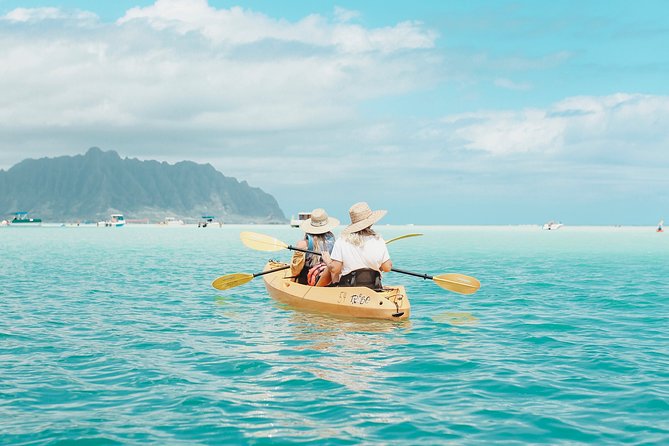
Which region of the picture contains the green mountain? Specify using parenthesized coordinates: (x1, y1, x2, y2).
(0, 147, 286, 223)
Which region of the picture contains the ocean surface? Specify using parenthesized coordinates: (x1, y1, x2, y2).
(1, 224, 668, 445)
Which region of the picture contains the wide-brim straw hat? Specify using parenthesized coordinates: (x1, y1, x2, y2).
(300, 208, 340, 234)
(342, 202, 387, 234)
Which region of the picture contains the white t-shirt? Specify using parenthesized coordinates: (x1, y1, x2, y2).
(330, 235, 390, 276)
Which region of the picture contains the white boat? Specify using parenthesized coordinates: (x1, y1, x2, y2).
(198, 216, 222, 228)
(160, 217, 185, 226)
(98, 214, 125, 227)
(290, 212, 311, 228)
(657, 219, 664, 233)
(542, 221, 563, 230)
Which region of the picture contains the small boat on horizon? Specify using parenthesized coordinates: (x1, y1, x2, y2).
(657, 219, 664, 233)
(542, 221, 563, 230)
(160, 217, 185, 226)
(198, 216, 222, 228)
(290, 212, 311, 228)
(98, 214, 125, 227)
(10, 211, 42, 227)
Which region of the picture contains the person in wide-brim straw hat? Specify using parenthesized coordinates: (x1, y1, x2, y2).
(299, 208, 340, 234)
(322, 202, 392, 289)
(291, 208, 339, 286)
(341, 201, 387, 234)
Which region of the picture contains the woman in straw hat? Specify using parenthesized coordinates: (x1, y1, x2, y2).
(290, 208, 340, 286)
(321, 202, 392, 290)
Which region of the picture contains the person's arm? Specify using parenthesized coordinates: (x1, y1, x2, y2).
(321, 250, 342, 284)
(379, 240, 392, 272)
(380, 258, 392, 272)
(290, 239, 308, 279)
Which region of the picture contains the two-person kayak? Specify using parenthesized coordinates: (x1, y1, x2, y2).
(261, 260, 410, 320)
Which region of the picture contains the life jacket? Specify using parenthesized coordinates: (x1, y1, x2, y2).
(307, 262, 328, 286)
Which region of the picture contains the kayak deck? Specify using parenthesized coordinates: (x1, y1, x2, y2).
(262, 261, 410, 320)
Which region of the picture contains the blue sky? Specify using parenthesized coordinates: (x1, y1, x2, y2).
(1, 0, 668, 224)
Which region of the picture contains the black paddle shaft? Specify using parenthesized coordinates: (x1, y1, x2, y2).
(287, 245, 322, 256)
(391, 268, 434, 280)
(288, 245, 434, 281)
(253, 264, 290, 278)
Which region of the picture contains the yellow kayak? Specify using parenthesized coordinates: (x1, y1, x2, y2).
(262, 261, 410, 320)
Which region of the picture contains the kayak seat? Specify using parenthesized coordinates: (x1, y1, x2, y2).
(336, 269, 383, 291)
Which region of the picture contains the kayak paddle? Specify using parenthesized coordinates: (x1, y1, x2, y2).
(212, 264, 290, 291)
(238, 231, 480, 295)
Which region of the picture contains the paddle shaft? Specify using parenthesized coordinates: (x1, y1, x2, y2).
(286, 246, 433, 280)
(287, 245, 321, 256)
(253, 264, 290, 277)
(390, 267, 433, 280)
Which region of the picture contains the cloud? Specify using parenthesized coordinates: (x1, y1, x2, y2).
(117, 0, 436, 53)
(0, 1, 438, 153)
(2, 6, 97, 23)
(440, 93, 669, 160)
(494, 78, 532, 91)
(333, 6, 361, 24)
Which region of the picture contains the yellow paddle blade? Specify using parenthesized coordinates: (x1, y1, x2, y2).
(240, 231, 289, 252)
(212, 273, 254, 291)
(433, 273, 481, 295)
(386, 233, 423, 244)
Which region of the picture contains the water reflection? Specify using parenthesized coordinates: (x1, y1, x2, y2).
(431, 311, 478, 326)
(287, 311, 411, 392)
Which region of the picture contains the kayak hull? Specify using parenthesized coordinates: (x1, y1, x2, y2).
(262, 261, 410, 320)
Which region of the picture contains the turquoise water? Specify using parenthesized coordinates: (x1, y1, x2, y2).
(1, 225, 668, 445)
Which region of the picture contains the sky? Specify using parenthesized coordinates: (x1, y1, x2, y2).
(1, 0, 668, 225)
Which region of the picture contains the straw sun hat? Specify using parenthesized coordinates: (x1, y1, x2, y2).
(342, 202, 387, 234)
(300, 208, 340, 234)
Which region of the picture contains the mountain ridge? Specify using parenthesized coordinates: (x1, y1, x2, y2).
(0, 147, 286, 223)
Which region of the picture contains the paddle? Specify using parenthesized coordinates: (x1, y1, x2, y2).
(238, 231, 480, 295)
(212, 264, 290, 291)
(385, 233, 423, 244)
(212, 232, 422, 291)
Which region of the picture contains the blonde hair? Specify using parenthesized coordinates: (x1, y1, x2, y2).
(310, 232, 333, 252)
(343, 227, 378, 246)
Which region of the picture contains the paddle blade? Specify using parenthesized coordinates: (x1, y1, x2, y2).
(386, 233, 423, 244)
(433, 273, 481, 295)
(212, 273, 254, 291)
(240, 231, 288, 252)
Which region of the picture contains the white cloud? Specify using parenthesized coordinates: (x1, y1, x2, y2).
(494, 78, 532, 91)
(117, 0, 436, 53)
(0, 1, 437, 138)
(441, 93, 669, 158)
(333, 6, 361, 23)
(2, 6, 97, 23)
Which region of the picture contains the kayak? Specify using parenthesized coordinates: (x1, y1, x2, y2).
(261, 261, 411, 320)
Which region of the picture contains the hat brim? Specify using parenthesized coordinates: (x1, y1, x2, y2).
(342, 209, 387, 234)
(299, 217, 340, 234)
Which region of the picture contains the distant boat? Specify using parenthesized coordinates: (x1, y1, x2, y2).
(10, 211, 42, 227)
(198, 216, 222, 228)
(657, 219, 664, 233)
(161, 217, 184, 226)
(290, 212, 311, 228)
(98, 214, 125, 227)
(542, 221, 563, 230)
